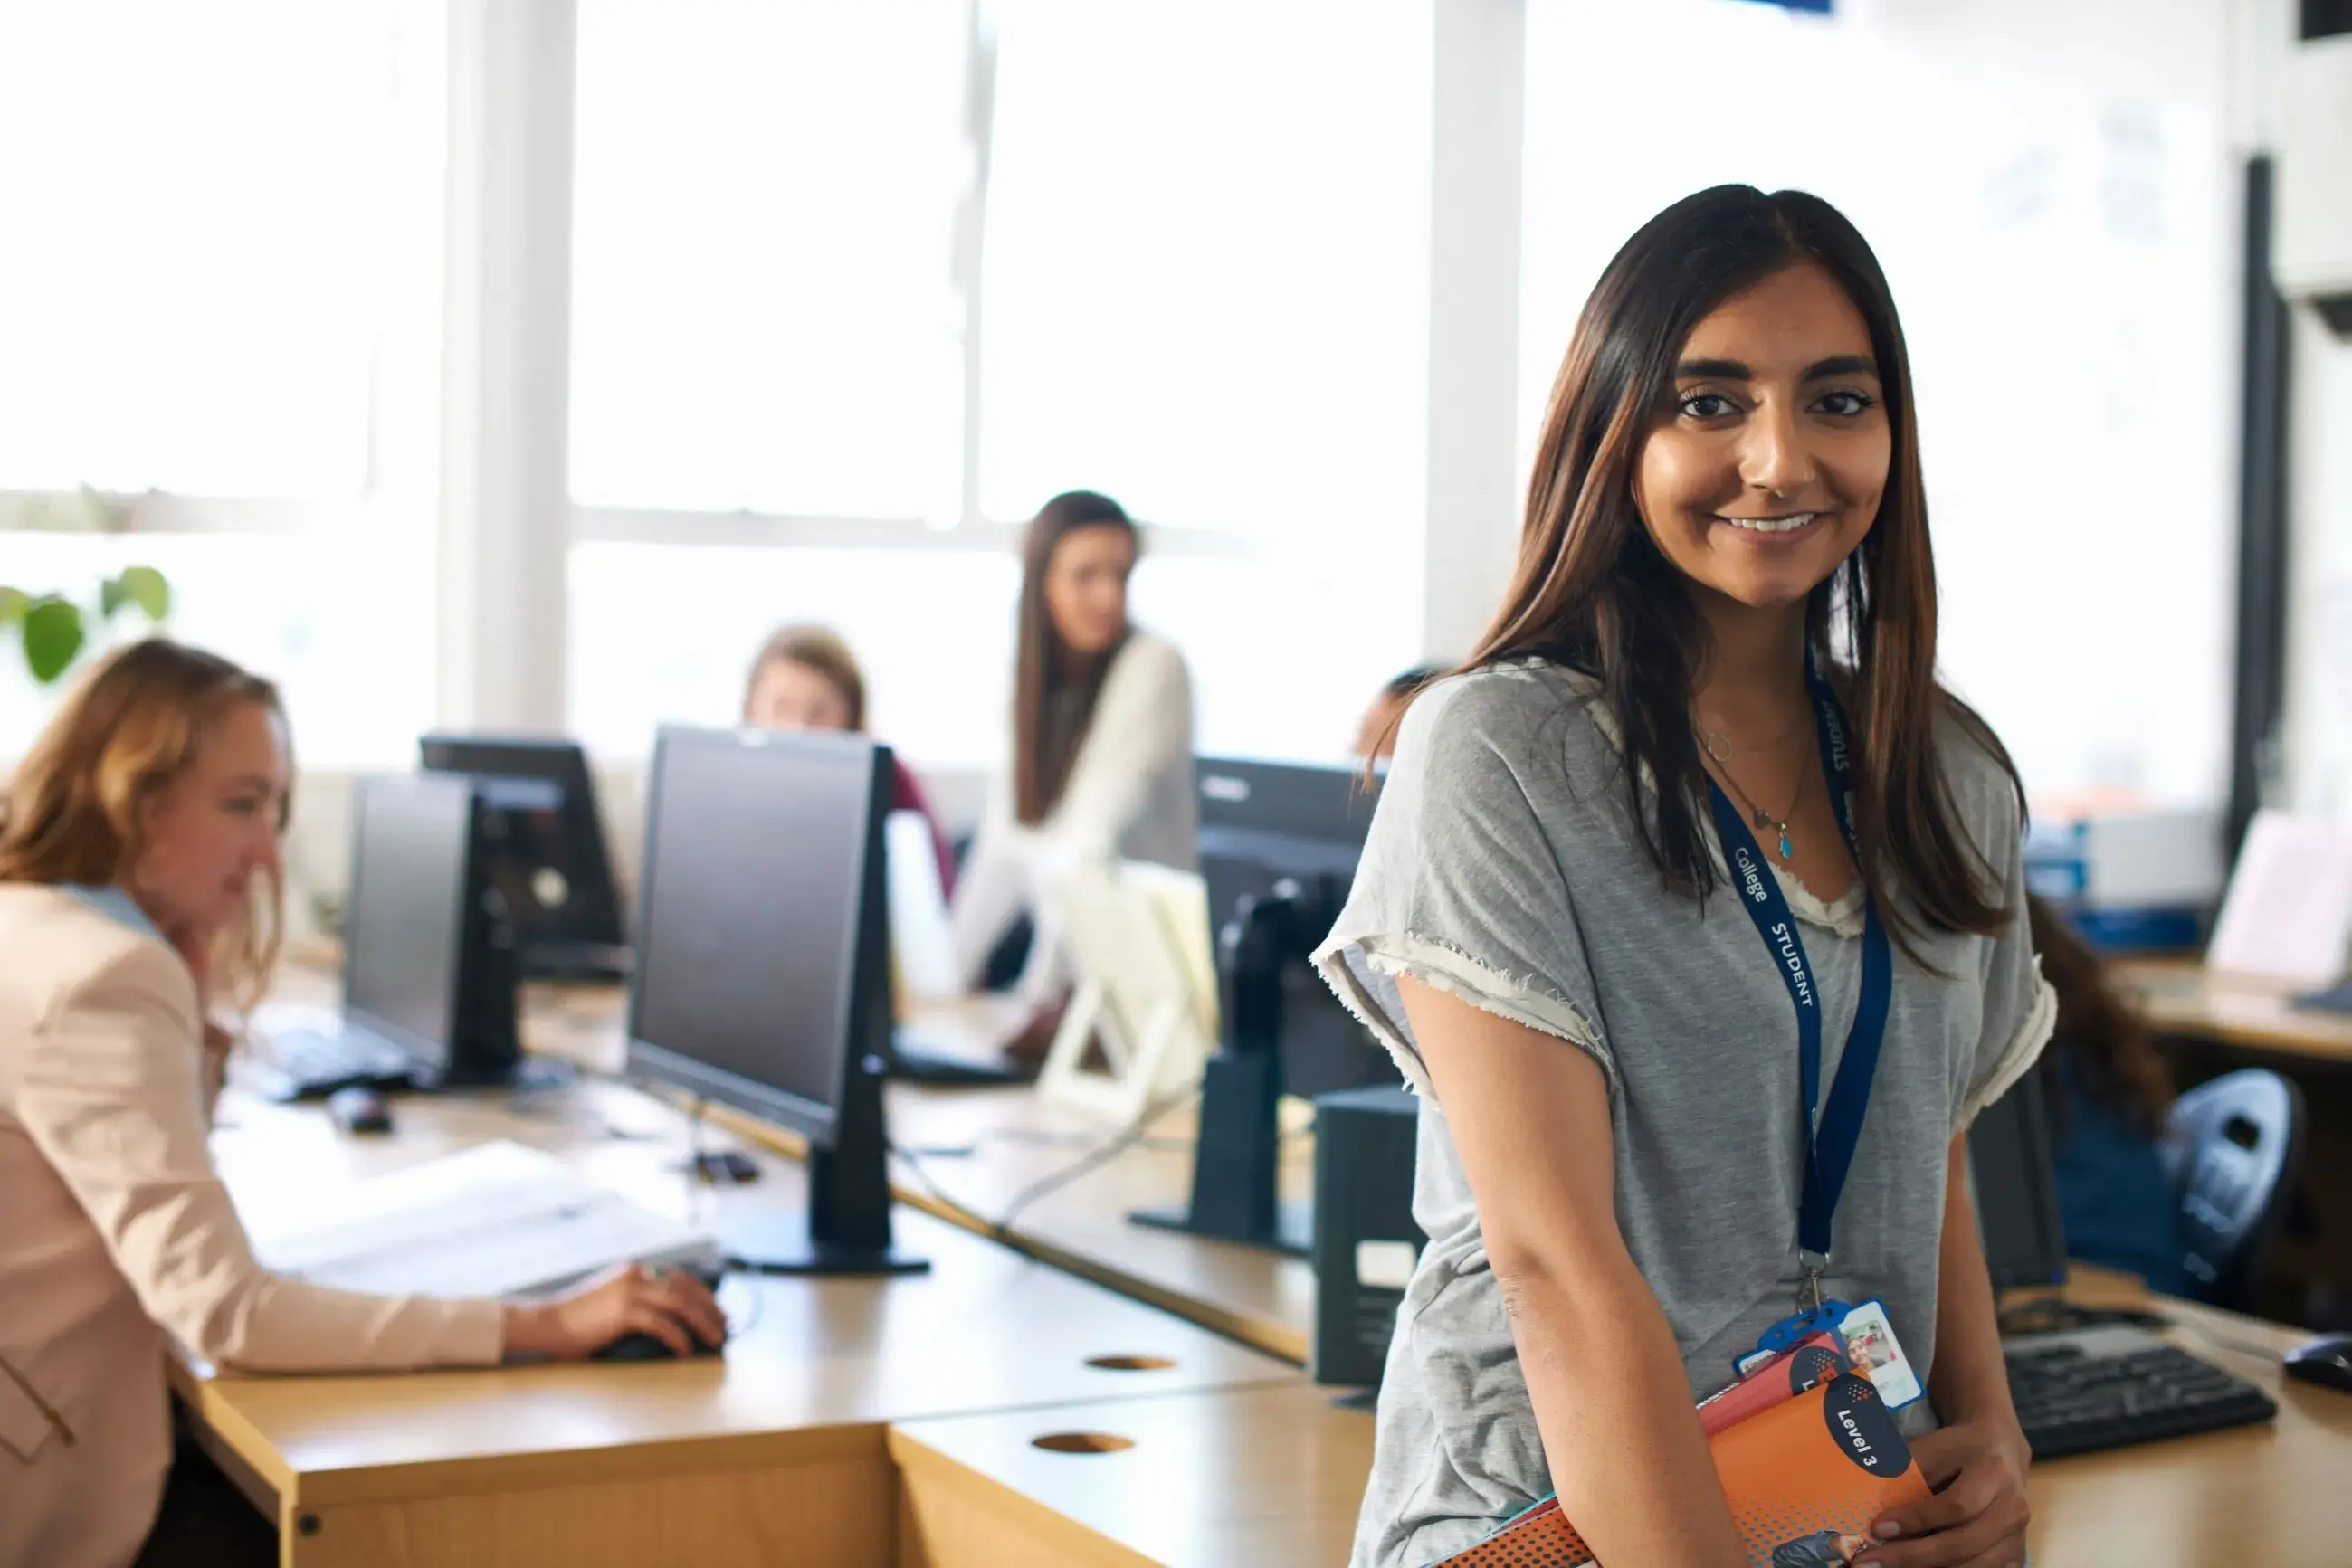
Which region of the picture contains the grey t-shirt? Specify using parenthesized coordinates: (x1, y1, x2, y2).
(1312, 662, 2052, 1568)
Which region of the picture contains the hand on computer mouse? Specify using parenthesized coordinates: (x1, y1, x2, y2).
(502, 1263, 727, 1362)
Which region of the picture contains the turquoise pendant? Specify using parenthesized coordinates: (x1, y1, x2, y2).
(1777, 829, 1794, 860)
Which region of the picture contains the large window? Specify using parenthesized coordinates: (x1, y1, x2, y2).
(1520, 0, 2239, 809)
(1129, 548, 1423, 764)
(976, 0, 1431, 544)
(569, 0, 968, 518)
(0, 3, 419, 498)
(567, 1, 1436, 767)
(0, 1, 443, 766)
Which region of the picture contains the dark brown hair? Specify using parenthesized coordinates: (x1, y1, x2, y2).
(0, 638, 291, 1008)
(1456, 185, 2020, 949)
(2027, 896, 2175, 1136)
(745, 623, 867, 732)
(1013, 489, 1138, 825)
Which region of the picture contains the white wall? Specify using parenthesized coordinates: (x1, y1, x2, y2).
(2281, 315, 2352, 815)
(1437, 0, 2250, 813)
(2272, 0, 2352, 820)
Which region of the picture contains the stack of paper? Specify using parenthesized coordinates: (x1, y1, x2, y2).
(250, 1140, 714, 1298)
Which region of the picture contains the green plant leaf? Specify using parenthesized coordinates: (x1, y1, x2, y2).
(22, 597, 85, 684)
(100, 574, 128, 618)
(115, 565, 171, 621)
(0, 586, 25, 628)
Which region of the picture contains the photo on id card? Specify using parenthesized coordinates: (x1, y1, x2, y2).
(1838, 1297, 1923, 1410)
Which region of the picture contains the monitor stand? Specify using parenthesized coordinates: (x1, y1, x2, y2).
(1127, 1050, 1313, 1257)
(425, 919, 577, 1095)
(437, 1054, 577, 1095)
(1126, 895, 1313, 1259)
(724, 1056, 930, 1278)
(716, 1212, 929, 1277)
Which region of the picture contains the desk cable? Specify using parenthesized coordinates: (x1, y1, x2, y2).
(950, 1105, 1315, 1158)
(888, 1084, 1204, 1240)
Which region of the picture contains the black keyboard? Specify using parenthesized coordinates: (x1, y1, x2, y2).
(888, 1039, 1031, 1087)
(248, 1026, 415, 1102)
(2005, 1327, 2277, 1459)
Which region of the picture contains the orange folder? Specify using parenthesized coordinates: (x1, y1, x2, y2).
(1438, 1373, 1931, 1567)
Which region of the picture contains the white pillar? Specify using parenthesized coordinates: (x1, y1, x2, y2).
(1421, 0, 1528, 666)
(436, 0, 576, 732)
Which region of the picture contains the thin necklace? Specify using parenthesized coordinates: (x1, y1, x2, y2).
(1709, 749, 1808, 861)
(1696, 716, 1809, 764)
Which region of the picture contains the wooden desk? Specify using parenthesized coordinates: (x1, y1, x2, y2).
(444, 973, 1320, 1365)
(882, 1084, 1317, 1364)
(2022, 1271, 2352, 1566)
(191, 1078, 1300, 1568)
(239, 973, 2352, 1566)
(892, 1382, 1366, 1568)
(890, 1277, 2352, 1568)
(2118, 958, 2352, 1068)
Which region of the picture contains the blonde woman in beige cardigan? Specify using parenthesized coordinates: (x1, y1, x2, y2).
(0, 641, 722, 1568)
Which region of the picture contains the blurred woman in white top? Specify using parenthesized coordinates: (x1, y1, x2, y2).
(0, 640, 721, 1568)
(951, 490, 1196, 1011)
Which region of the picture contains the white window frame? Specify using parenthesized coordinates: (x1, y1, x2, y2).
(0, 0, 452, 754)
(12, 1, 1531, 745)
(559, 1, 1518, 647)
(0, 4, 449, 533)
(559, 0, 1257, 565)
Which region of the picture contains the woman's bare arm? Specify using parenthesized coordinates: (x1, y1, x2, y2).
(1398, 977, 1747, 1567)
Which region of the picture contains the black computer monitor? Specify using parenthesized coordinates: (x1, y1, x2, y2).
(1128, 757, 1387, 1258)
(1969, 1065, 2071, 1292)
(343, 773, 521, 1088)
(624, 725, 925, 1276)
(418, 734, 630, 982)
(1194, 756, 1389, 1099)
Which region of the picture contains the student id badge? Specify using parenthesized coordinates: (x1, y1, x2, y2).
(1837, 1297, 1924, 1411)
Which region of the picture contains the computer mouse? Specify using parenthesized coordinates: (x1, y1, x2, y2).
(2283, 1334, 2352, 1393)
(592, 1326, 726, 1363)
(325, 1086, 394, 1136)
(689, 1150, 760, 1185)
(589, 1262, 729, 1362)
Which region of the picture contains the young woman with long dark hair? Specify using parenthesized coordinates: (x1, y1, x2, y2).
(1318, 187, 2052, 1567)
(950, 490, 1196, 1003)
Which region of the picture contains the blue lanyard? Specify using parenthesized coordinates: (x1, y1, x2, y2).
(1704, 658, 1892, 1313)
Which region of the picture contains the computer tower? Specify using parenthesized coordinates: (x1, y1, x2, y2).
(1310, 1084, 1424, 1388)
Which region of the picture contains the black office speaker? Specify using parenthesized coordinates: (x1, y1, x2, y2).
(1311, 1085, 1424, 1389)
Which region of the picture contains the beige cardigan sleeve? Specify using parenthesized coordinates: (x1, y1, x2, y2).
(18, 944, 504, 1373)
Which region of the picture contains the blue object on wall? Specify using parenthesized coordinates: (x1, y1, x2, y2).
(1728, 0, 1833, 12)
